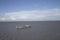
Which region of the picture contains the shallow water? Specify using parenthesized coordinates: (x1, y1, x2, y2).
(0, 21, 60, 40)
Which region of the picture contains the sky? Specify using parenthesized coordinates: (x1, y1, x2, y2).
(0, 0, 60, 21)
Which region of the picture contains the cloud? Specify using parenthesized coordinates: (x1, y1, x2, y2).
(0, 8, 60, 21)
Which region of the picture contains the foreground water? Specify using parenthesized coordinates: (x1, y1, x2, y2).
(0, 21, 60, 40)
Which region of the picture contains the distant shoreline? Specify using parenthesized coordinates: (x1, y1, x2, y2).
(0, 21, 60, 22)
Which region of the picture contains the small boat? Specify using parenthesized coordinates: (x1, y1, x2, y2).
(16, 25, 31, 29)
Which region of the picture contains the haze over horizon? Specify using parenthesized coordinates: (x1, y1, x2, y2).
(0, 0, 60, 21)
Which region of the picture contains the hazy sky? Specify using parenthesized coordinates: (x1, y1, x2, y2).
(0, 0, 60, 21)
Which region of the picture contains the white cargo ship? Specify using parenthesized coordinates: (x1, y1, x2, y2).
(16, 25, 31, 29)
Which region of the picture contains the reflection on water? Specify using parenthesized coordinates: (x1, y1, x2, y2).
(0, 21, 60, 40)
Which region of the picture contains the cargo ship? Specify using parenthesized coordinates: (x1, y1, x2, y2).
(16, 25, 31, 29)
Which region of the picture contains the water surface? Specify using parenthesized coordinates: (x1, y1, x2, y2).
(0, 21, 60, 40)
